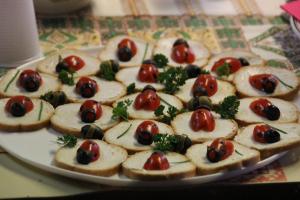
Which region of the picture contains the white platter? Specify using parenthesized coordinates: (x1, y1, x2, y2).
(0, 48, 296, 187)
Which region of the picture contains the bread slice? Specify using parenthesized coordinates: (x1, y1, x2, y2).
(171, 111, 238, 143)
(0, 69, 61, 98)
(186, 141, 260, 175)
(174, 78, 236, 105)
(0, 98, 54, 131)
(54, 140, 127, 176)
(115, 67, 164, 91)
(113, 92, 183, 120)
(51, 103, 119, 137)
(99, 35, 154, 68)
(233, 66, 299, 100)
(122, 150, 196, 180)
(61, 76, 126, 105)
(203, 50, 264, 82)
(153, 37, 210, 67)
(235, 123, 300, 159)
(37, 49, 100, 77)
(104, 120, 174, 153)
(235, 97, 298, 125)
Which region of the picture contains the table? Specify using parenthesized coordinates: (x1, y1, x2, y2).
(1, 0, 300, 198)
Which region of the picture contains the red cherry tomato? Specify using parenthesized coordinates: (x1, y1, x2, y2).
(79, 140, 100, 162)
(75, 77, 99, 96)
(249, 74, 278, 92)
(18, 69, 42, 88)
(136, 121, 159, 136)
(249, 98, 272, 117)
(143, 151, 170, 170)
(118, 38, 137, 56)
(171, 44, 195, 64)
(134, 90, 160, 111)
(138, 64, 159, 83)
(190, 108, 215, 132)
(207, 138, 234, 162)
(5, 96, 34, 113)
(211, 57, 242, 73)
(63, 55, 85, 71)
(80, 100, 102, 120)
(253, 124, 270, 143)
(192, 74, 218, 97)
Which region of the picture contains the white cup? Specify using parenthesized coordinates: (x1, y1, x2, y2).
(0, 0, 42, 68)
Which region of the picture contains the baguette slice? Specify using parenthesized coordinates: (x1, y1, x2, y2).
(174, 78, 236, 105)
(203, 50, 264, 82)
(0, 69, 61, 98)
(61, 76, 126, 104)
(122, 150, 196, 180)
(115, 67, 164, 91)
(104, 120, 174, 152)
(171, 111, 238, 143)
(0, 98, 54, 131)
(233, 66, 299, 100)
(113, 92, 183, 120)
(54, 140, 127, 176)
(51, 103, 119, 137)
(153, 37, 210, 67)
(186, 141, 260, 175)
(235, 97, 298, 125)
(235, 123, 300, 159)
(37, 49, 100, 77)
(99, 35, 154, 68)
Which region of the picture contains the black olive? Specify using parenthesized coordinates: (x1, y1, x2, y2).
(192, 86, 208, 97)
(55, 61, 69, 73)
(264, 129, 280, 143)
(109, 59, 120, 73)
(41, 91, 67, 108)
(22, 76, 41, 92)
(10, 102, 26, 117)
(80, 83, 97, 98)
(142, 85, 156, 93)
(81, 109, 97, 123)
(206, 146, 224, 163)
(117, 47, 132, 62)
(136, 130, 153, 145)
(142, 59, 157, 66)
(173, 38, 189, 48)
(76, 148, 93, 164)
(81, 124, 104, 140)
(238, 57, 250, 66)
(263, 105, 280, 121)
(173, 135, 192, 154)
(261, 77, 277, 94)
(185, 64, 201, 79)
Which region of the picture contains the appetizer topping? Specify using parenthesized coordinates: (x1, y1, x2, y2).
(249, 74, 278, 94)
(56, 135, 77, 148)
(212, 57, 244, 76)
(112, 99, 132, 121)
(153, 54, 168, 68)
(76, 140, 100, 165)
(206, 138, 234, 163)
(253, 124, 280, 144)
(126, 83, 136, 95)
(98, 60, 119, 81)
(81, 124, 104, 140)
(56, 55, 85, 72)
(79, 100, 102, 123)
(117, 123, 132, 139)
(153, 134, 192, 154)
(158, 67, 188, 94)
(134, 86, 160, 111)
(190, 108, 215, 132)
(117, 38, 137, 62)
(5, 96, 33, 117)
(187, 96, 212, 111)
(214, 96, 240, 119)
(58, 70, 74, 85)
(238, 57, 250, 66)
(18, 69, 42, 92)
(75, 77, 99, 98)
(250, 98, 280, 121)
(40, 91, 67, 108)
(171, 39, 195, 64)
(135, 121, 159, 145)
(143, 151, 170, 170)
(192, 74, 218, 97)
(138, 63, 159, 83)
(185, 64, 210, 79)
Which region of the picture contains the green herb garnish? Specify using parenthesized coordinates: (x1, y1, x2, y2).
(274, 76, 294, 89)
(126, 83, 135, 95)
(38, 101, 43, 121)
(170, 160, 190, 164)
(158, 67, 188, 94)
(99, 60, 118, 81)
(57, 135, 77, 148)
(235, 150, 243, 156)
(153, 54, 168, 68)
(153, 134, 191, 153)
(215, 63, 230, 77)
(117, 124, 132, 139)
(58, 70, 74, 85)
(213, 96, 240, 119)
(154, 105, 178, 124)
(266, 124, 288, 134)
(112, 99, 133, 121)
(198, 68, 210, 75)
(4, 70, 20, 92)
(142, 43, 149, 62)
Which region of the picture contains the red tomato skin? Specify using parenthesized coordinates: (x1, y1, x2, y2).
(118, 38, 137, 56)
(63, 55, 85, 71)
(192, 74, 218, 97)
(143, 151, 170, 170)
(211, 57, 241, 73)
(138, 64, 159, 83)
(190, 108, 215, 132)
(134, 90, 160, 111)
(5, 96, 34, 113)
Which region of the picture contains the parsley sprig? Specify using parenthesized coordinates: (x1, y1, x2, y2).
(56, 135, 77, 148)
(126, 83, 135, 94)
(213, 96, 240, 119)
(154, 104, 187, 124)
(153, 134, 192, 154)
(112, 99, 133, 121)
(58, 70, 75, 85)
(158, 67, 188, 94)
(153, 54, 168, 68)
(98, 60, 119, 81)
(215, 63, 230, 77)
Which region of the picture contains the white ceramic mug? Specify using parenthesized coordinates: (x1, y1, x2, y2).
(0, 0, 42, 68)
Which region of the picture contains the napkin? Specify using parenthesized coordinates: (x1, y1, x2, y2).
(281, 0, 300, 21)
